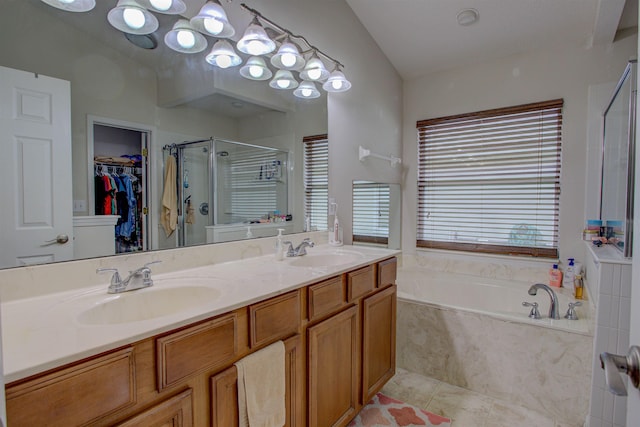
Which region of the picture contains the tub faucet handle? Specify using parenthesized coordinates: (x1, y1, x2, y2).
(522, 301, 541, 319)
(564, 301, 582, 320)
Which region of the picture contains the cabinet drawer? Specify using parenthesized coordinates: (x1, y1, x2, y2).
(250, 290, 301, 348)
(377, 257, 397, 288)
(157, 311, 241, 391)
(6, 347, 135, 427)
(116, 389, 193, 427)
(308, 275, 346, 321)
(347, 265, 375, 301)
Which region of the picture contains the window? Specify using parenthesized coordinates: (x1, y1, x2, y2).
(352, 181, 390, 245)
(416, 99, 563, 258)
(303, 134, 329, 231)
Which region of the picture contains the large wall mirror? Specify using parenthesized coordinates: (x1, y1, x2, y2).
(0, 0, 328, 269)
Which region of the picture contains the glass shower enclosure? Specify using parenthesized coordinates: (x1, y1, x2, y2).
(164, 138, 290, 247)
(601, 60, 637, 257)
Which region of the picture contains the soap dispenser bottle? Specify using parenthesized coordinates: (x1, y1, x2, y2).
(549, 264, 563, 287)
(275, 228, 285, 261)
(562, 258, 575, 288)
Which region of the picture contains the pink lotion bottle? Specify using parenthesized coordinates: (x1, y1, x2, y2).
(549, 264, 563, 287)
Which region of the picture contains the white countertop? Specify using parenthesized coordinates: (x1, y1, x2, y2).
(2, 244, 399, 382)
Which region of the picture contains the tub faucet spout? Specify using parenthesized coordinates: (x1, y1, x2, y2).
(528, 283, 560, 319)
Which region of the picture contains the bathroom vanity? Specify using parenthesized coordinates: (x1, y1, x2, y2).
(3, 247, 397, 427)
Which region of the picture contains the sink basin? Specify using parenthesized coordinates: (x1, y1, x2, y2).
(287, 251, 363, 268)
(77, 286, 220, 325)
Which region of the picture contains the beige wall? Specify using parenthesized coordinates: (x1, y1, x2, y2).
(402, 35, 637, 262)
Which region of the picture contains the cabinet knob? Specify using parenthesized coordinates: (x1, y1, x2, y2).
(600, 345, 640, 396)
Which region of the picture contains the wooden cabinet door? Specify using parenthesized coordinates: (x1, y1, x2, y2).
(210, 335, 305, 427)
(308, 305, 359, 427)
(116, 389, 193, 427)
(362, 285, 397, 403)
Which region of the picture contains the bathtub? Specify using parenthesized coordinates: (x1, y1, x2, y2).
(395, 265, 594, 426)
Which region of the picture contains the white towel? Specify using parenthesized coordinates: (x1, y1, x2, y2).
(235, 341, 286, 427)
(161, 155, 177, 237)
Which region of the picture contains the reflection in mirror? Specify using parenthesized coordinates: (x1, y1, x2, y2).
(352, 181, 401, 250)
(0, 0, 328, 269)
(601, 60, 636, 257)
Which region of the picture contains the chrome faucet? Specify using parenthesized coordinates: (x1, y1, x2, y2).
(528, 283, 560, 319)
(97, 261, 161, 294)
(282, 238, 315, 257)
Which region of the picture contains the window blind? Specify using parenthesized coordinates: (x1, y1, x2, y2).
(416, 99, 563, 258)
(303, 134, 329, 231)
(353, 181, 390, 245)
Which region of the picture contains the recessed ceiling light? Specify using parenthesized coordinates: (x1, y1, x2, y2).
(457, 8, 479, 26)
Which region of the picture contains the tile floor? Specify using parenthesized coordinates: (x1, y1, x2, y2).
(381, 368, 582, 427)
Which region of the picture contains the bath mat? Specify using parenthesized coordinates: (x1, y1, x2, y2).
(348, 392, 451, 427)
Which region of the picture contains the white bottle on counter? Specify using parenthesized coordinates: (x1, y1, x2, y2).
(275, 228, 285, 261)
(563, 258, 575, 288)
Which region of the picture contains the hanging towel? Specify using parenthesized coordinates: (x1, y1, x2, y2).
(161, 155, 178, 237)
(186, 199, 195, 224)
(235, 341, 286, 427)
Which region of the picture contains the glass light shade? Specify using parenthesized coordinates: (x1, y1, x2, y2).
(205, 40, 242, 69)
(270, 39, 305, 71)
(294, 81, 321, 99)
(269, 70, 298, 90)
(239, 56, 273, 81)
(322, 68, 352, 92)
(300, 56, 329, 81)
(190, 1, 235, 38)
(137, 0, 186, 14)
(107, 0, 158, 35)
(164, 19, 207, 54)
(237, 20, 276, 55)
(40, 0, 96, 12)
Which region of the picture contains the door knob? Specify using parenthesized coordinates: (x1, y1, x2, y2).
(600, 345, 640, 396)
(42, 234, 69, 246)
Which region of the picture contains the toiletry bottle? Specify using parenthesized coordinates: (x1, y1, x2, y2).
(275, 228, 285, 261)
(573, 274, 584, 300)
(333, 203, 340, 244)
(563, 258, 575, 288)
(246, 226, 253, 239)
(549, 264, 562, 287)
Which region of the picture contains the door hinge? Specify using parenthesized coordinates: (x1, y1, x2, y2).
(143, 207, 148, 215)
(142, 148, 148, 157)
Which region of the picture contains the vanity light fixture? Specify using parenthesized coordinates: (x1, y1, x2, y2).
(322, 65, 352, 92)
(270, 37, 305, 71)
(107, 0, 159, 35)
(205, 40, 242, 69)
(300, 52, 330, 82)
(137, 0, 186, 15)
(190, 0, 235, 38)
(236, 18, 276, 56)
(40, 0, 96, 12)
(164, 19, 207, 54)
(239, 56, 273, 80)
(293, 81, 321, 99)
(269, 70, 299, 90)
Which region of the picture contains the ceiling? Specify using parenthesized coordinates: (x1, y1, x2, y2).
(346, 0, 638, 80)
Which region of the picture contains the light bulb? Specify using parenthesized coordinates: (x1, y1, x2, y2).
(249, 65, 264, 78)
(280, 52, 297, 68)
(307, 69, 322, 80)
(216, 55, 232, 69)
(331, 80, 343, 90)
(204, 18, 224, 35)
(246, 40, 267, 56)
(176, 30, 195, 49)
(150, 0, 171, 11)
(301, 88, 312, 97)
(59, 0, 75, 3)
(123, 7, 145, 30)
(277, 79, 290, 89)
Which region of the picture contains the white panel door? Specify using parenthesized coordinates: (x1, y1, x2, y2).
(0, 66, 73, 268)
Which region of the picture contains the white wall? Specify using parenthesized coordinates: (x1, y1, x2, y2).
(402, 35, 637, 262)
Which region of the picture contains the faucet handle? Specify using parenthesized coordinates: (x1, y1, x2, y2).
(522, 301, 541, 319)
(282, 241, 294, 256)
(564, 301, 582, 320)
(96, 268, 123, 290)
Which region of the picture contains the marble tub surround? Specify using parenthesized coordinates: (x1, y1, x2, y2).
(1, 238, 398, 382)
(0, 230, 328, 302)
(396, 299, 593, 426)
